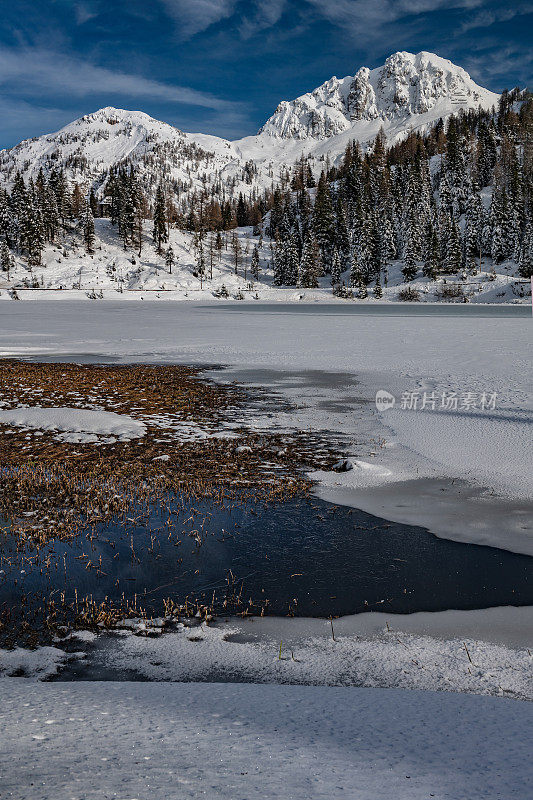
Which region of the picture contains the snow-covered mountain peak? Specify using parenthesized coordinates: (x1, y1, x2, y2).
(259, 51, 498, 140)
(52, 106, 187, 147)
(0, 51, 500, 203)
(0, 103, 234, 200)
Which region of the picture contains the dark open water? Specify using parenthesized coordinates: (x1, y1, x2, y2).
(2, 495, 532, 623)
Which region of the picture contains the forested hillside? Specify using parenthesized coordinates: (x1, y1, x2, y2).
(0, 89, 530, 302)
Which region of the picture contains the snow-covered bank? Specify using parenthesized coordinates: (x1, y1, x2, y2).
(0, 300, 531, 555)
(63, 606, 533, 699)
(1, 680, 531, 800)
(2, 606, 531, 698)
(0, 406, 146, 443)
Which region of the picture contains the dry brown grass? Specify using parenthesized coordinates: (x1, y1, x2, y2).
(0, 360, 338, 645)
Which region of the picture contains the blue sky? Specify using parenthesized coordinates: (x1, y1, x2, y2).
(0, 0, 531, 147)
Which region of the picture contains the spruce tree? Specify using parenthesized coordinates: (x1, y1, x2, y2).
(330, 248, 342, 286)
(518, 223, 532, 278)
(349, 249, 362, 289)
(251, 244, 260, 280)
(166, 245, 175, 274)
(423, 223, 440, 280)
(444, 219, 462, 274)
(89, 189, 99, 218)
(335, 197, 351, 264)
(379, 210, 397, 265)
(313, 172, 336, 270)
(284, 236, 299, 286)
(153, 185, 168, 254)
(236, 194, 248, 227)
(273, 240, 285, 286)
(402, 243, 418, 282)
(0, 240, 13, 278)
(299, 234, 320, 288)
(19, 189, 44, 266)
(464, 188, 484, 265)
(84, 206, 95, 254)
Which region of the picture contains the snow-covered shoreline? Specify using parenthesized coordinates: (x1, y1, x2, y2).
(2, 606, 532, 693)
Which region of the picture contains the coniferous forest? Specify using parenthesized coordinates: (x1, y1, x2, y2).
(1, 90, 531, 295)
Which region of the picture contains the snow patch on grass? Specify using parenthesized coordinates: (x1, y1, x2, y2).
(0, 406, 146, 442)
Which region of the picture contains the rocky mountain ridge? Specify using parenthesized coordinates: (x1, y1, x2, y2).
(0, 51, 499, 203)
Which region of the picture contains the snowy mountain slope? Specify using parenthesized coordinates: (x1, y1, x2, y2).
(1, 217, 526, 306)
(0, 107, 249, 205)
(258, 51, 497, 140)
(0, 52, 499, 196)
(235, 51, 499, 170)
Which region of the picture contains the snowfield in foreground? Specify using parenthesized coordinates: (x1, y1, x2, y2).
(1, 681, 531, 800)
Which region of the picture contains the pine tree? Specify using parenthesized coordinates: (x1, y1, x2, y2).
(373, 274, 383, 298)
(83, 206, 95, 253)
(196, 239, 206, 276)
(313, 172, 336, 270)
(444, 219, 462, 274)
(166, 245, 175, 274)
(71, 184, 84, 219)
(251, 244, 260, 280)
(423, 223, 440, 280)
(153, 185, 168, 254)
(518, 223, 532, 278)
(131, 178, 144, 256)
(330, 248, 342, 286)
(231, 232, 242, 275)
(299, 234, 320, 288)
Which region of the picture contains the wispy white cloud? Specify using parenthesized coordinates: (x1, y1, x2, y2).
(74, 2, 99, 25)
(461, 42, 533, 86)
(304, 0, 484, 34)
(460, 4, 533, 32)
(239, 0, 287, 39)
(160, 0, 237, 38)
(0, 47, 243, 112)
(160, 0, 289, 40)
